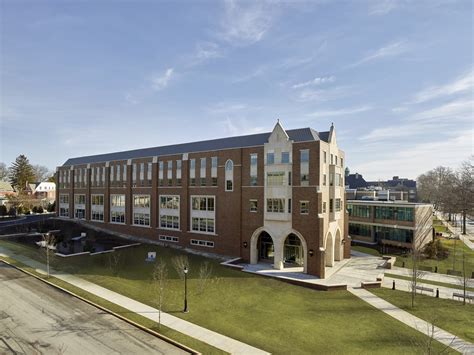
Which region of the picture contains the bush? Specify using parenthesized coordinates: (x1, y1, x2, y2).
(8, 207, 16, 216)
(0, 205, 7, 216)
(17, 206, 24, 215)
(24, 209, 31, 215)
(37, 206, 44, 213)
(423, 239, 449, 260)
(47, 201, 56, 212)
(32, 206, 38, 213)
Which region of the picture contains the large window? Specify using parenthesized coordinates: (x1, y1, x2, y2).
(167, 161, 172, 186)
(211, 157, 218, 186)
(159, 195, 180, 230)
(375, 206, 414, 222)
(375, 226, 413, 243)
(349, 223, 372, 237)
(159, 161, 164, 186)
(225, 159, 233, 191)
(267, 152, 274, 165)
(59, 194, 69, 204)
(300, 201, 309, 214)
(300, 149, 309, 186)
(200, 158, 206, 186)
(133, 194, 150, 226)
(267, 172, 285, 186)
(191, 196, 215, 234)
(110, 194, 125, 224)
(347, 203, 371, 218)
(176, 160, 182, 186)
(190, 159, 196, 186)
(266, 198, 285, 213)
(335, 198, 342, 212)
(74, 194, 86, 205)
(91, 194, 104, 221)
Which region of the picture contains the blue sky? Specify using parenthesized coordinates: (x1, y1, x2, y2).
(1, 0, 472, 180)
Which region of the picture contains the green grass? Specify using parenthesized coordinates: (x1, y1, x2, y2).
(394, 238, 474, 276)
(0, 255, 223, 355)
(351, 245, 382, 256)
(385, 273, 474, 292)
(0, 240, 456, 354)
(371, 288, 474, 343)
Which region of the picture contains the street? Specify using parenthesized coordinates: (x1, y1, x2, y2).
(0, 262, 189, 354)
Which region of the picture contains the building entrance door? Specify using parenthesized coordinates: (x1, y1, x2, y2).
(258, 232, 274, 262)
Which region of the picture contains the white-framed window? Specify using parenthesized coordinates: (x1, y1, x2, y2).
(140, 162, 145, 182)
(176, 160, 182, 186)
(300, 201, 309, 214)
(300, 149, 309, 186)
(159, 161, 164, 186)
(116, 164, 121, 181)
(190, 159, 196, 186)
(110, 165, 115, 182)
(91, 194, 104, 221)
(132, 163, 137, 185)
(335, 198, 342, 212)
(281, 151, 290, 164)
(211, 156, 217, 186)
(250, 153, 257, 186)
(74, 193, 86, 219)
(250, 199, 258, 212)
(159, 235, 179, 243)
(191, 196, 215, 234)
(167, 161, 172, 186)
(133, 194, 150, 226)
(267, 152, 274, 165)
(159, 195, 180, 230)
(123, 164, 127, 181)
(111, 194, 126, 224)
(147, 162, 152, 183)
(59, 194, 69, 204)
(225, 159, 233, 191)
(59, 207, 69, 217)
(190, 239, 214, 248)
(266, 198, 284, 213)
(200, 157, 206, 186)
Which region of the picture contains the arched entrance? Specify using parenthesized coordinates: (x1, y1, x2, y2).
(283, 233, 304, 267)
(257, 231, 274, 263)
(335, 229, 343, 261)
(325, 232, 334, 267)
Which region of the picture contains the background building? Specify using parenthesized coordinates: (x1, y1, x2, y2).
(347, 200, 433, 251)
(56, 122, 350, 278)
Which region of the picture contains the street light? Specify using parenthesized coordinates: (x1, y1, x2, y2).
(183, 266, 189, 313)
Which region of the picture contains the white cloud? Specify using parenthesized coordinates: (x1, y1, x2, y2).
(220, 117, 267, 136)
(296, 86, 351, 103)
(308, 105, 372, 118)
(188, 42, 223, 66)
(411, 69, 473, 104)
(124, 93, 139, 105)
(292, 76, 335, 89)
(218, 0, 277, 45)
(150, 68, 174, 91)
(346, 41, 409, 68)
(368, 0, 398, 15)
(354, 130, 473, 180)
(207, 102, 249, 115)
(412, 98, 473, 122)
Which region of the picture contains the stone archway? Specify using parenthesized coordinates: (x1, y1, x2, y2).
(325, 232, 334, 267)
(335, 229, 343, 261)
(281, 230, 308, 273)
(250, 227, 278, 268)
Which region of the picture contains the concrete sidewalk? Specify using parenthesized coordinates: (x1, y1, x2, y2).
(436, 212, 474, 251)
(349, 287, 474, 354)
(388, 266, 470, 286)
(0, 246, 269, 355)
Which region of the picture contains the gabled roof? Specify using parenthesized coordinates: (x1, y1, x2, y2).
(0, 181, 14, 192)
(62, 127, 331, 167)
(346, 173, 368, 189)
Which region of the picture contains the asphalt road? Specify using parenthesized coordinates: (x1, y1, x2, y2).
(0, 214, 54, 230)
(0, 262, 189, 354)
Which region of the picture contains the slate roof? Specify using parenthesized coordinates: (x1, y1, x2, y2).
(345, 173, 368, 189)
(62, 128, 330, 167)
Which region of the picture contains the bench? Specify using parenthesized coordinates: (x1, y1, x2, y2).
(447, 269, 462, 277)
(361, 281, 381, 289)
(415, 285, 434, 294)
(453, 293, 474, 303)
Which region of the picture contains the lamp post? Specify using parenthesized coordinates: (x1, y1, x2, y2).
(183, 266, 189, 313)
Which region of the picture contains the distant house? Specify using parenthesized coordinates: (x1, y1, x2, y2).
(0, 181, 16, 205)
(366, 176, 417, 202)
(25, 181, 56, 203)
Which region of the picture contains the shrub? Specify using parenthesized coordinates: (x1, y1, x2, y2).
(37, 206, 44, 213)
(0, 205, 7, 216)
(47, 201, 56, 212)
(32, 206, 38, 213)
(24, 209, 31, 215)
(17, 206, 24, 215)
(423, 239, 449, 260)
(8, 207, 16, 216)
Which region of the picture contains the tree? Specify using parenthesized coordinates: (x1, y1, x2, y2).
(0, 163, 9, 181)
(32, 164, 52, 182)
(453, 157, 473, 235)
(42, 233, 56, 278)
(197, 261, 213, 295)
(0, 205, 7, 216)
(8, 155, 35, 192)
(417, 166, 455, 211)
(172, 255, 190, 280)
(107, 251, 122, 276)
(152, 259, 168, 328)
(458, 248, 473, 305)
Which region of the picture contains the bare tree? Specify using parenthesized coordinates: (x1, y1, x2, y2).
(411, 310, 456, 354)
(32, 164, 53, 182)
(409, 249, 426, 308)
(107, 251, 122, 277)
(171, 255, 189, 280)
(42, 233, 56, 278)
(152, 259, 168, 328)
(458, 247, 473, 305)
(453, 157, 473, 235)
(197, 261, 213, 295)
(0, 162, 9, 182)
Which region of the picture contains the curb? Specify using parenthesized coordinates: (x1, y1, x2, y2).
(0, 258, 200, 355)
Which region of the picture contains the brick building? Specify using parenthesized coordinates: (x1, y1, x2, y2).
(56, 122, 350, 278)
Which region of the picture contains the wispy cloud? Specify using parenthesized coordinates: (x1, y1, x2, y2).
(307, 105, 372, 118)
(292, 76, 335, 89)
(220, 117, 267, 136)
(150, 68, 174, 90)
(346, 41, 409, 68)
(187, 41, 223, 66)
(411, 68, 473, 104)
(412, 98, 473, 122)
(296, 86, 352, 103)
(206, 102, 249, 115)
(368, 0, 399, 15)
(218, 0, 277, 45)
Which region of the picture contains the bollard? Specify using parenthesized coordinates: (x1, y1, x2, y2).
(436, 288, 439, 298)
(402, 261, 405, 268)
(392, 280, 395, 290)
(435, 266, 438, 273)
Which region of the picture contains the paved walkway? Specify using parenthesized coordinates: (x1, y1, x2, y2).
(0, 246, 269, 355)
(436, 212, 474, 251)
(349, 287, 474, 354)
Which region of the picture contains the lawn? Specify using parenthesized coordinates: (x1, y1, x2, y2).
(371, 288, 474, 343)
(394, 238, 474, 276)
(0, 239, 456, 354)
(351, 245, 382, 256)
(385, 273, 474, 292)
